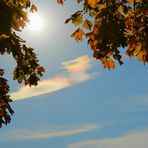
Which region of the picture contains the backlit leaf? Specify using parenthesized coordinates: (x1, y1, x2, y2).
(72, 15, 83, 26)
(71, 28, 85, 42)
(83, 19, 93, 30)
(138, 51, 144, 62)
(103, 59, 115, 70)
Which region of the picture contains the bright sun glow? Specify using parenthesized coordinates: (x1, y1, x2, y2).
(27, 13, 45, 33)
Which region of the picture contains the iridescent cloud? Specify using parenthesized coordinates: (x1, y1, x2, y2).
(11, 55, 98, 101)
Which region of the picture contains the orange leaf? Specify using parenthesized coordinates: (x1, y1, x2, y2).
(86, 32, 94, 40)
(71, 28, 85, 42)
(138, 51, 143, 62)
(137, 50, 147, 62)
(103, 59, 115, 70)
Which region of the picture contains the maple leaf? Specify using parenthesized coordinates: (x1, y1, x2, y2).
(71, 28, 85, 42)
(138, 51, 144, 62)
(87, 0, 98, 8)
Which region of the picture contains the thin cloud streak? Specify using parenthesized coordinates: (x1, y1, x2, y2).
(11, 76, 71, 100)
(11, 56, 98, 101)
(0, 124, 101, 141)
(68, 129, 148, 148)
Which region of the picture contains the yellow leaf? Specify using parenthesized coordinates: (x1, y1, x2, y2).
(71, 28, 85, 42)
(133, 42, 142, 56)
(87, 0, 98, 8)
(73, 15, 83, 26)
(83, 19, 92, 30)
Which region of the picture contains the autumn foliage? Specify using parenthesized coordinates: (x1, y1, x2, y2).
(0, 0, 147, 128)
(0, 0, 44, 127)
(58, 0, 148, 69)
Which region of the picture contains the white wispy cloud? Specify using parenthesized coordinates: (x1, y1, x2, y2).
(11, 56, 98, 101)
(68, 129, 148, 148)
(11, 76, 71, 100)
(0, 124, 101, 141)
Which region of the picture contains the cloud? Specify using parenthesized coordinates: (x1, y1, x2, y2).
(11, 77, 71, 101)
(62, 56, 92, 83)
(68, 129, 148, 148)
(0, 124, 101, 141)
(11, 55, 98, 101)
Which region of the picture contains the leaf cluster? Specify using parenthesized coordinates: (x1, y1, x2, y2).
(0, 0, 44, 127)
(57, 0, 148, 69)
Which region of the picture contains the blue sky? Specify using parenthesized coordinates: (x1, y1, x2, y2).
(0, 1, 148, 148)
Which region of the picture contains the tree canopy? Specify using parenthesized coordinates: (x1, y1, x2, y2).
(58, 0, 148, 69)
(0, 0, 147, 127)
(0, 0, 44, 127)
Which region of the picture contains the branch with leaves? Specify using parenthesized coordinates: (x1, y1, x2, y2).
(0, 0, 147, 128)
(0, 0, 44, 127)
(57, 0, 148, 69)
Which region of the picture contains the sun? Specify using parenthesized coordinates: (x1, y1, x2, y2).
(27, 13, 45, 33)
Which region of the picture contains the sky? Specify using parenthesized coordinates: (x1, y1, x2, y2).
(0, 1, 148, 148)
